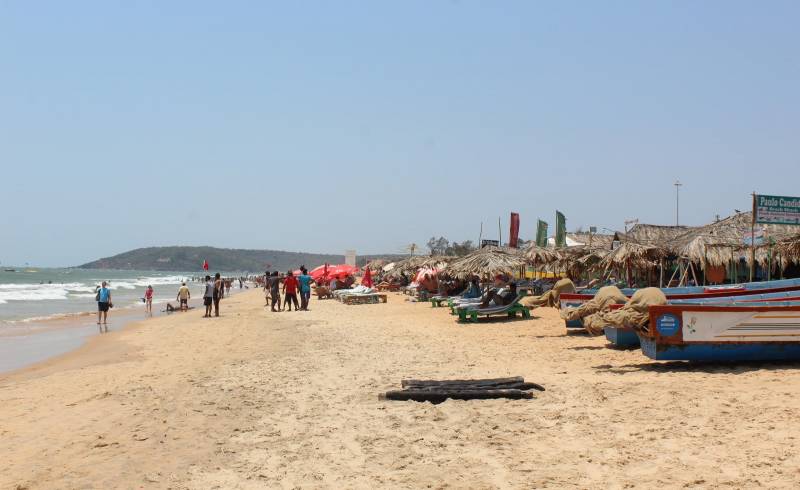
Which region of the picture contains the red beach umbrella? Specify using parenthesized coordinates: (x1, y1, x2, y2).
(309, 264, 330, 281)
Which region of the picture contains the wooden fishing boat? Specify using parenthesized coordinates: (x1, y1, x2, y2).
(640, 302, 800, 361)
(560, 277, 800, 309)
(601, 292, 800, 347)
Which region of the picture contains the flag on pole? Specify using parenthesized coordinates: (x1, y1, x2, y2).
(202, 259, 209, 271)
(509, 212, 520, 248)
(555, 211, 567, 248)
(536, 220, 548, 247)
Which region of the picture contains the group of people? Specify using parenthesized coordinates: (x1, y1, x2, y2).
(202, 273, 227, 318)
(263, 267, 314, 312)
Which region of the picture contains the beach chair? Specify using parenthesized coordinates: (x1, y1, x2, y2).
(457, 293, 530, 323)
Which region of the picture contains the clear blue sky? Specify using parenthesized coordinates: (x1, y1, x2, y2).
(1, 1, 798, 266)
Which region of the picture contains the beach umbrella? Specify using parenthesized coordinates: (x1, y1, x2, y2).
(309, 264, 330, 281)
(444, 246, 526, 280)
(323, 264, 360, 280)
(362, 267, 373, 287)
(414, 266, 439, 283)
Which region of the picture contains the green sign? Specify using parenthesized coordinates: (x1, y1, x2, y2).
(555, 211, 566, 247)
(755, 194, 800, 225)
(535, 220, 548, 247)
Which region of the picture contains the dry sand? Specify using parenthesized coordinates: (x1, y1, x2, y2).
(3, 289, 800, 489)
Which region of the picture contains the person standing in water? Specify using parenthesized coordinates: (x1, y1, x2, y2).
(96, 281, 111, 332)
(144, 285, 154, 315)
(203, 275, 214, 318)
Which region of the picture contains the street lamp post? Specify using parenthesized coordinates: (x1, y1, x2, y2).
(674, 180, 682, 226)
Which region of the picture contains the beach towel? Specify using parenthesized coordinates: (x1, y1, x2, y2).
(595, 287, 667, 333)
(560, 285, 628, 335)
(521, 278, 575, 308)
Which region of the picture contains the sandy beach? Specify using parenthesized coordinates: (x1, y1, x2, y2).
(3, 289, 800, 489)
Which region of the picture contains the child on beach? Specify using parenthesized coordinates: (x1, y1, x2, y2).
(283, 271, 300, 311)
(144, 285, 154, 315)
(95, 281, 111, 332)
(203, 275, 214, 318)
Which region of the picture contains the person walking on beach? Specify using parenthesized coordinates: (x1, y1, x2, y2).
(96, 281, 111, 332)
(203, 275, 214, 318)
(213, 272, 224, 317)
(270, 271, 282, 312)
(177, 282, 190, 311)
(298, 267, 313, 311)
(144, 285, 154, 315)
(283, 270, 300, 311)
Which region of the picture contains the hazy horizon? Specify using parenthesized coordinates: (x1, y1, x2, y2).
(2, 2, 799, 267)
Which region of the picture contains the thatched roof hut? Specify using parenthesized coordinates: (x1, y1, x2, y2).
(598, 242, 669, 271)
(444, 246, 527, 280)
(366, 259, 388, 272)
(674, 212, 796, 269)
(565, 232, 615, 250)
(777, 234, 800, 264)
(385, 255, 456, 279)
(616, 224, 694, 248)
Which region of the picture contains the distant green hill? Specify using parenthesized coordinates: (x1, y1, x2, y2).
(78, 246, 405, 273)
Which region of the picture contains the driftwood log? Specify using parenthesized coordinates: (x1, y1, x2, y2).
(401, 376, 523, 388)
(386, 377, 544, 403)
(381, 389, 534, 404)
(402, 381, 545, 392)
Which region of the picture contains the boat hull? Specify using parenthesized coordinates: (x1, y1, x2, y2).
(641, 304, 800, 361)
(561, 278, 800, 307)
(604, 326, 640, 347)
(565, 318, 583, 328)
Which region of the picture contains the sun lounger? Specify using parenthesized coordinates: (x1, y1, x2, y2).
(342, 293, 388, 305)
(457, 293, 530, 323)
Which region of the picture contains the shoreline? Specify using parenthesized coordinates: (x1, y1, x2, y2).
(0, 287, 252, 374)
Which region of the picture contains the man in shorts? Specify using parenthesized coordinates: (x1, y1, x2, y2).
(203, 275, 214, 318)
(177, 282, 191, 311)
(96, 281, 111, 332)
(270, 271, 282, 312)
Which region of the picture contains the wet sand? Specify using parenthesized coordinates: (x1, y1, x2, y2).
(2, 289, 800, 488)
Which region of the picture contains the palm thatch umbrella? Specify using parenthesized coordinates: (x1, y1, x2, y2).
(444, 246, 527, 280)
(384, 255, 456, 280)
(523, 245, 559, 265)
(599, 242, 669, 286)
(366, 259, 388, 272)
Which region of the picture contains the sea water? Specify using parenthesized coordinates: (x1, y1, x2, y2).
(0, 268, 205, 324)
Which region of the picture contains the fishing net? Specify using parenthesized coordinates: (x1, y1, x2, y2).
(594, 287, 667, 333)
(521, 278, 575, 308)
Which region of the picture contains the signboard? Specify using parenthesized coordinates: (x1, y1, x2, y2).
(481, 239, 499, 248)
(741, 227, 765, 246)
(755, 194, 800, 225)
(345, 250, 356, 266)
